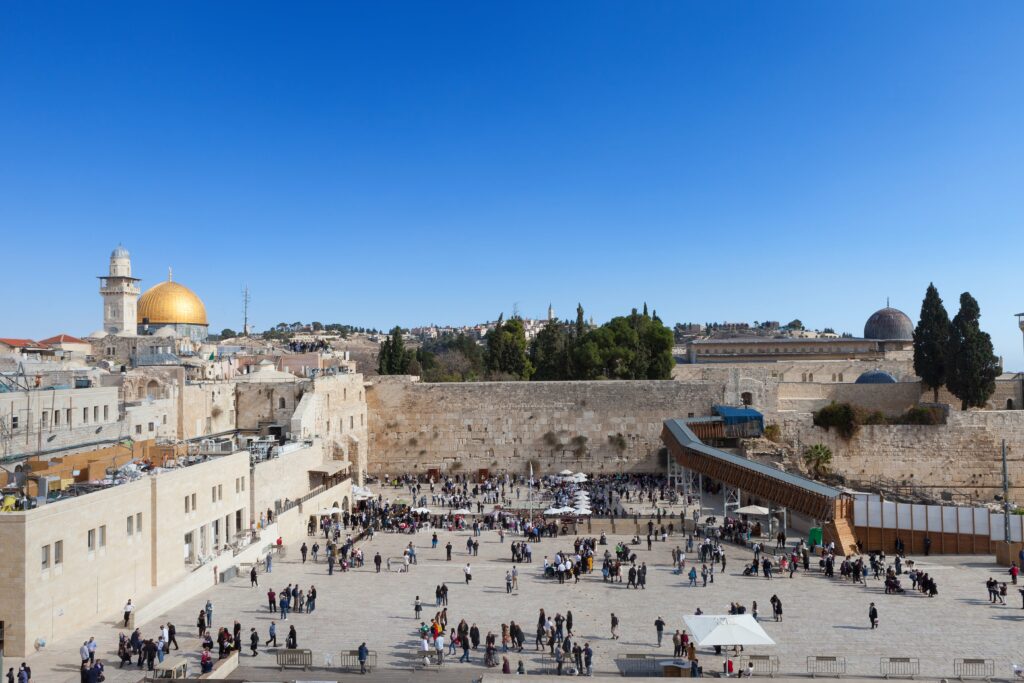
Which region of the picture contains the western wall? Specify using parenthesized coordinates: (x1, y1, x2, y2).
(365, 376, 727, 476)
(364, 372, 1024, 506)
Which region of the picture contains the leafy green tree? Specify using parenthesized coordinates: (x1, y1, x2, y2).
(485, 315, 534, 380)
(530, 320, 571, 380)
(786, 319, 803, 329)
(311, 321, 324, 331)
(945, 292, 1001, 410)
(912, 283, 950, 402)
(219, 328, 237, 339)
(377, 326, 411, 375)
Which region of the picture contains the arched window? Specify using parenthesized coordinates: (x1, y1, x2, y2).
(278, 397, 286, 409)
(1008, 398, 1015, 410)
(146, 380, 160, 400)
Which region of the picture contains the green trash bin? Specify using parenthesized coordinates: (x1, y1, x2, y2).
(808, 527, 823, 549)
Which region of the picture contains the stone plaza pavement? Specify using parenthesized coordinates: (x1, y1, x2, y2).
(18, 525, 1024, 682)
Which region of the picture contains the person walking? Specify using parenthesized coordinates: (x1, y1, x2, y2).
(167, 623, 178, 650)
(414, 596, 423, 619)
(205, 600, 213, 628)
(610, 613, 620, 640)
(446, 541, 453, 561)
(300, 542, 308, 563)
(250, 565, 258, 587)
(249, 628, 259, 657)
(267, 589, 276, 613)
(122, 599, 134, 628)
(868, 602, 879, 629)
(374, 552, 382, 573)
(286, 625, 298, 649)
(506, 571, 513, 594)
(265, 621, 278, 647)
(654, 616, 666, 646)
(464, 563, 473, 584)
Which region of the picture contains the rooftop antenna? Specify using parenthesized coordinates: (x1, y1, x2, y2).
(242, 285, 251, 335)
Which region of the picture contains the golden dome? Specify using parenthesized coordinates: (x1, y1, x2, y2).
(137, 279, 208, 326)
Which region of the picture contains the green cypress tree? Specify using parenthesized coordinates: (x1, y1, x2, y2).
(912, 283, 950, 402)
(945, 292, 1001, 410)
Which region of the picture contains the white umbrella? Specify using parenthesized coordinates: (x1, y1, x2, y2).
(571, 473, 588, 482)
(574, 508, 593, 516)
(734, 505, 771, 516)
(558, 506, 576, 514)
(682, 615, 775, 647)
(544, 507, 563, 515)
(453, 508, 472, 515)
(559, 469, 574, 476)
(412, 507, 432, 514)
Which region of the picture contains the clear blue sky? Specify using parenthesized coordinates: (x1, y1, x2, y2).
(3, 2, 1023, 368)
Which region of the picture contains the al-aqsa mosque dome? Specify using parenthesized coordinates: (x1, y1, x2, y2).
(137, 268, 209, 341)
(863, 305, 914, 341)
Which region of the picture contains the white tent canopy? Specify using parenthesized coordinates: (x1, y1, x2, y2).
(411, 507, 432, 514)
(734, 505, 771, 516)
(682, 615, 775, 647)
(559, 469, 574, 476)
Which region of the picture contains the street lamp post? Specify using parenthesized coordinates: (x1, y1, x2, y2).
(1017, 313, 1024, 410)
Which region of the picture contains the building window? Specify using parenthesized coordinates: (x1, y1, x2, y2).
(66, 408, 72, 425)
(136, 512, 142, 533)
(83, 407, 89, 424)
(344, 388, 347, 400)
(191, 493, 196, 511)
(185, 496, 191, 513)
(41, 545, 50, 570)
(93, 406, 99, 422)
(163, 414, 167, 425)
(87, 528, 96, 551)
(235, 478, 240, 493)
(127, 515, 134, 535)
(148, 422, 154, 432)
(11, 416, 18, 430)
(360, 414, 364, 426)
(218, 484, 223, 500)
(278, 397, 286, 409)
(135, 425, 142, 435)
(741, 392, 753, 406)
(54, 410, 61, 426)
(99, 525, 106, 548)
(241, 478, 245, 492)
(54, 540, 63, 565)
(104, 405, 109, 421)
(808, 373, 814, 381)
(838, 373, 844, 382)
(350, 416, 354, 429)
(41, 411, 50, 428)
(212, 486, 217, 503)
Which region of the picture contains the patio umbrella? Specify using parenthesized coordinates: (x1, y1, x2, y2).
(559, 469, 574, 476)
(543, 507, 562, 515)
(574, 508, 593, 516)
(682, 615, 775, 647)
(412, 507, 432, 514)
(734, 505, 771, 516)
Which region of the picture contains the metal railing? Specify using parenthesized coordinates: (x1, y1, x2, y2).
(954, 658, 994, 680)
(807, 655, 846, 677)
(881, 657, 920, 679)
(739, 654, 779, 677)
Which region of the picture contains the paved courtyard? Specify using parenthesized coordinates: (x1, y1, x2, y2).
(18, 522, 1024, 682)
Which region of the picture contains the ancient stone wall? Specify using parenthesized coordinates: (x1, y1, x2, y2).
(770, 409, 1024, 501)
(776, 381, 923, 414)
(366, 377, 725, 476)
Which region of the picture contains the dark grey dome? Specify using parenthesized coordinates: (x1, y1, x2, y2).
(855, 370, 897, 384)
(111, 245, 130, 259)
(864, 307, 913, 340)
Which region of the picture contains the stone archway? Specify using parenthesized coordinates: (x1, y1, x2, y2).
(342, 496, 350, 512)
(146, 379, 160, 400)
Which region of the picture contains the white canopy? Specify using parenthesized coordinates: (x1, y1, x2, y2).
(570, 472, 588, 482)
(574, 508, 593, 516)
(734, 505, 771, 516)
(544, 507, 563, 515)
(412, 507, 432, 514)
(453, 508, 472, 515)
(559, 469, 574, 476)
(682, 615, 775, 647)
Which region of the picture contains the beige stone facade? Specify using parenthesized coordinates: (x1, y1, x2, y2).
(0, 439, 347, 657)
(366, 376, 725, 476)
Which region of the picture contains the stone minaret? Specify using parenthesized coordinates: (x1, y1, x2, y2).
(547, 303, 555, 322)
(99, 245, 141, 335)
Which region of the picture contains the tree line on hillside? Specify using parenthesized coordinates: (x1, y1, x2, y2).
(913, 284, 1001, 410)
(377, 304, 675, 382)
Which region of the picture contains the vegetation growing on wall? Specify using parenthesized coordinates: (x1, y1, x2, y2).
(813, 401, 944, 439)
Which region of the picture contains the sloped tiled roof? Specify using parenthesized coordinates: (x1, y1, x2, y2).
(39, 334, 87, 345)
